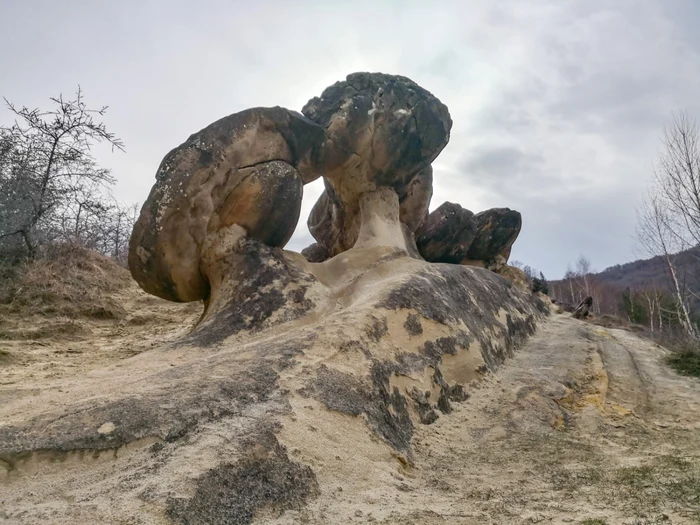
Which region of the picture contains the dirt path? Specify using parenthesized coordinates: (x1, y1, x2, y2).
(365, 315, 700, 524)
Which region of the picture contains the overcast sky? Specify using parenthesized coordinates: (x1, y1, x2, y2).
(2, 0, 699, 278)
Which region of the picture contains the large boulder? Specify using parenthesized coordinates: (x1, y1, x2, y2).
(415, 202, 478, 263)
(464, 208, 522, 265)
(128, 107, 325, 303)
(302, 73, 451, 256)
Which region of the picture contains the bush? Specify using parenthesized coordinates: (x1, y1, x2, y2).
(667, 351, 700, 377)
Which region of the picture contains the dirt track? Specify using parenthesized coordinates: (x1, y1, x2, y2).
(364, 315, 700, 524)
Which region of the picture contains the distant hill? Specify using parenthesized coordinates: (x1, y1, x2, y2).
(551, 246, 700, 314)
(595, 247, 700, 292)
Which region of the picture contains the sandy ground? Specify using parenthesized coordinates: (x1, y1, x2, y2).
(0, 289, 201, 388)
(2, 307, 700, 524)
(272, 314, 700, 525)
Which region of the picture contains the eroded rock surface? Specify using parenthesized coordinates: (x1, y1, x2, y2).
(416, 202, 477, 263)
(302, 73, 451, 256)
(128, 107, 325, 303)
(0, 238, 547, 524)
(0, 72, 550, 525)
(465, 207, 522, 264)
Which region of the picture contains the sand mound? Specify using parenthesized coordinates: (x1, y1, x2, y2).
(0, 246, 201, 385)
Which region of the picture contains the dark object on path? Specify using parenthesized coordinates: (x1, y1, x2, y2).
(573, 296, 593, 319)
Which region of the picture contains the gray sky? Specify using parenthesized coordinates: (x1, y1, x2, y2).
(2, 0, 699, 278)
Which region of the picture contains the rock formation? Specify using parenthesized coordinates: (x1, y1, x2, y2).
(1, 72, 546, 525)
(465, 207, 522, 265)
(128, 107, 326, 303)
(301, 73, 450, 257)
(415, 202, 478, 264)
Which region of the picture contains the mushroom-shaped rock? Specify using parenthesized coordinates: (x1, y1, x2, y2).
(129, 107, 325, 302)
(464, 208, 522, 264)
(302, 72, 451, 256)
(415, 202, 477, 263)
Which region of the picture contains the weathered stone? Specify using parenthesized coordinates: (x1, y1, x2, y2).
(415, 202, 477, 263)
(1, 71, 548, 525)
(128, 107, 325, 303)
(464, 208, 522, 264)
(302, 73, 451, 255)
(300, 242, 330, 263)
(0, 239, 548, 523)
(167, 432, 319, 525)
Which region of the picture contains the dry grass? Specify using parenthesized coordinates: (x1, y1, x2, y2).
(0, 243, 133, 321)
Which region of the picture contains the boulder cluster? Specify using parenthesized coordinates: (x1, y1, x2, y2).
(129, 72, 522, 304)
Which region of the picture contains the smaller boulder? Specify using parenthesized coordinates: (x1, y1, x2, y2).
(301, 243, 330, 263)
(464, 208, 521, 264)
(415, 202, 477, 263)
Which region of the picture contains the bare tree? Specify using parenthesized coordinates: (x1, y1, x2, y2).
(653, 113, 700, 249)
(575, 255, 592, 297)
(564, 265, 577, 304)
(637, 190, 696, 337)
(0, 88, 124, 259)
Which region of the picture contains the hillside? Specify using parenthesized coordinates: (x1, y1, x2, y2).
(549, 247, 700, 320)
(595, 247, 700, 293)
(0, 247, 201, 385)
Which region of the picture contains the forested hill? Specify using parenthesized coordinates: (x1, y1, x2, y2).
(593, 247, 700, 292)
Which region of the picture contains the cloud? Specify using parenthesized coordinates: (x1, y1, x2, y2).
(1, 0, 699, 278)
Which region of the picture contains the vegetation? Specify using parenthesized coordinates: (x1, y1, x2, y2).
(510, 261, 549, 295)
(667, 351, 700, 377)
(0, 242, 132, 322)
(0, 89, 136, 263)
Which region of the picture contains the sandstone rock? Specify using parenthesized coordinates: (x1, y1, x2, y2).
(128, 107, 325, 303)
(415, 202, 477, 263)
(464, 208, 522, 264)
(300, 242, 330, 263)
(0, 72, 549, 525)
(302, 73, 451, 255)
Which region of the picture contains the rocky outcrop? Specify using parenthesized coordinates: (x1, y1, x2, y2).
(465, 207, 522, 264)
(415, 203, 522, 270)
(0, 72, 547, 524)
(128, 107, 326, 303)
(300, 242, 329, 263)
(0, 235, 547, 524)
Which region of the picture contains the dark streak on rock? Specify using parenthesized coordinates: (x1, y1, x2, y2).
(366, 316, 388, 342)
(167, 432, 318, 525)
(403, 313, 423, 336)
(313, 363, 413, 452)
(185, 239, 318, 347)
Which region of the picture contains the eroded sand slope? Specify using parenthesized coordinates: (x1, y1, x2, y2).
(2, 310, 700, 524)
